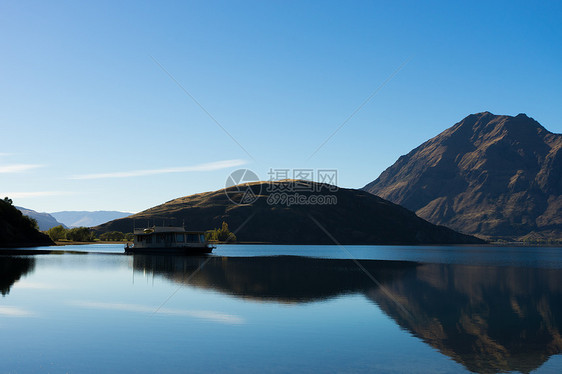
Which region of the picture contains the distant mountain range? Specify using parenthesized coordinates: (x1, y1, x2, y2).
(50, 211, 132, 228)
(16, 207, 66, 231)
(363, 112, 562, 241)
(15, 208, 132, 230)
(94, 180, 483, 245)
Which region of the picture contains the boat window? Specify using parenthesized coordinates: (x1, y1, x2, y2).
(176, 234, 185, 242)
(146, 236, 152, 244)
(199, 234, 205, 243)
(186, 234, 198, 243)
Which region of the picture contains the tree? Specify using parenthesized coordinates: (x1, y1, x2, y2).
(66, 227, 96, 242)
(24, 216, 39, 230)
(205, 221, 237, 242)
(47, 225, 67, 241)
(100, 231, 125, 241)
(3, 197, 13, 205)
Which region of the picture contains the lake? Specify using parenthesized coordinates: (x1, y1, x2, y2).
(1, 244, 562, 373)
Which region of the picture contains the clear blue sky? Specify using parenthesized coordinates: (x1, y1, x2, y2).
(1, 0, 561, 213)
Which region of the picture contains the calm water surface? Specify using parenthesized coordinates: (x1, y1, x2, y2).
(1, 244, 562, 373)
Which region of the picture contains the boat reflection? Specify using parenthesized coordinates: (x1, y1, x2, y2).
(133, 255, 562, 373)
(0, 256, 35, 296)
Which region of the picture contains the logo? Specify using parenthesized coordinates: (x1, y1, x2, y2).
(225, 169, 261, 205)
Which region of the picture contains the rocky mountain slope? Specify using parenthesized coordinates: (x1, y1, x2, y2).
(94, 180, 483, 245)
(363, 112, 562, 241)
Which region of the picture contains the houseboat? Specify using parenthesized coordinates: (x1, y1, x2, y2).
(125, 226, 214, 255)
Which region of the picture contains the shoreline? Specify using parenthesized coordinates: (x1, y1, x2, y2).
(55, 240, 132, 246)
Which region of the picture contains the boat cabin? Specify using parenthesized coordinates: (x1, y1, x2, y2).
(126, 226, 213, 254)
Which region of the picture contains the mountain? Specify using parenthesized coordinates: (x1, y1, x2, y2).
(363, 112, 562, 241)
(50, 211, 132, 228)
(16, 206, 66, 231)
(94, 180, 483, 245)
(0, 199, 54, 248)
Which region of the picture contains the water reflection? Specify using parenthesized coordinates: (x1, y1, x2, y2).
(134, 255, 562, 373)
(369, 264, 562, 374)
(0, 257, 35, 296)
(133, 255, 417, 303)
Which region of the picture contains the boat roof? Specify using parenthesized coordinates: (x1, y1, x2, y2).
(133, 226, 205, 235)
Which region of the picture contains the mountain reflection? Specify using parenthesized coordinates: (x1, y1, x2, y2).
(134, 255, 562, 373)
(368, 263, 562, 374)
(0, 256, 35, 296)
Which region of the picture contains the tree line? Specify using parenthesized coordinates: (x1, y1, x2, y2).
(45, 225, 133, 242)
(44, 222, 237, 243)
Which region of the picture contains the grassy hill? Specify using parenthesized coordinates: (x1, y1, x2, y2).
(94, 180, 484, 245)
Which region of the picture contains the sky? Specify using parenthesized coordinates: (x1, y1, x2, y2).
(1, 0, 561, 213)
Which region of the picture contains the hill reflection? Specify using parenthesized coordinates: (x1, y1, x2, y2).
(133, 255, 416, 303)
(0, 257, 35, 296)
(134, 255, 562, 373)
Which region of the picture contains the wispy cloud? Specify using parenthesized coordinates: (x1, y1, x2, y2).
(0, 306, 37, 317)
(70, 159, 247, 180)
(69, 301, 244, 324)
(0, 191, 73, 198)
(0, 164, 43, 173)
